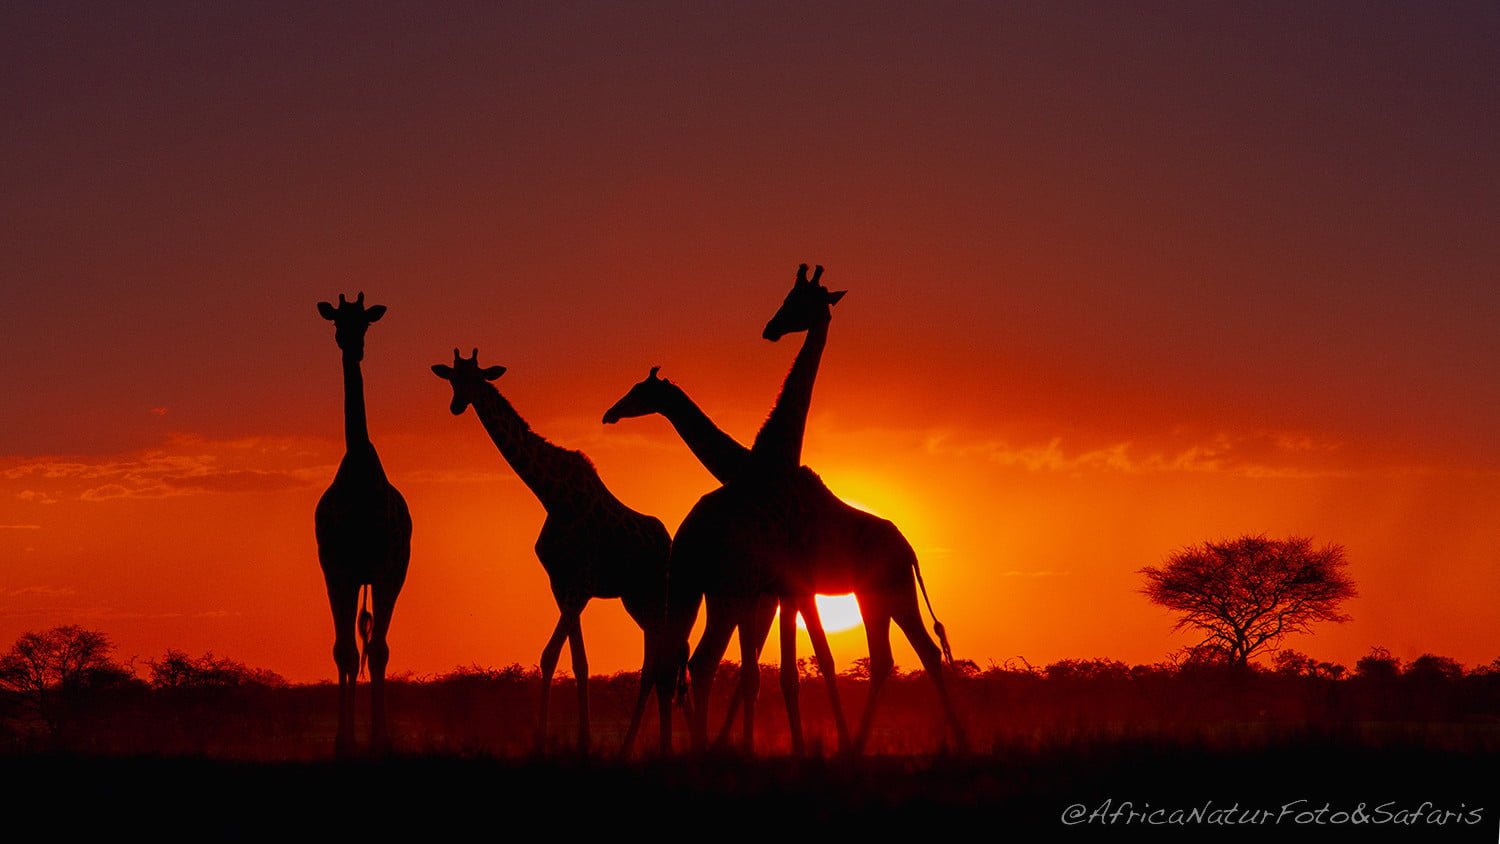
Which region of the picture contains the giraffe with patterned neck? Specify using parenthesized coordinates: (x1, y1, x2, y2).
(434, 349, 673, 754)
(314, 292, 412, 755)
(605, 366, 966, 753)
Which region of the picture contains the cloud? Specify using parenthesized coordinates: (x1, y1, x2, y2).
(1, 434, 332, 503)
(80, 484, 138, 501)
(1, 586, 75, 598)
(159, 469, 313, 494)
(922, 428, 1359, 478)
(0, 605, 173, 622)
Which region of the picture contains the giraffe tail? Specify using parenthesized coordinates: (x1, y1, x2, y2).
(912, 560, 955, 670)
(358, 584, 373, 679)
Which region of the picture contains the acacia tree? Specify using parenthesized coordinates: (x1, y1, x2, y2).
(1140, 534, 1356, 671)
(0, 625, 131, 733)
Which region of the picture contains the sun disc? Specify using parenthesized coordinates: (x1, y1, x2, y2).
(793, 593, 863, 633)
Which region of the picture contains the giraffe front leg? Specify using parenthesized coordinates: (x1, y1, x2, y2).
(537, 610, 575, 752)
(779, 595, 804, 756)
(736, 615, 762, 752)
(716, 595, 775, 750)
(620, 631, 653, 757)
(567, 619, 590, 753)
(800, 595, 850, 753)
(688, 604, 737, 753)
(652, 633, 687, 757)
(854, 592, 895, 753)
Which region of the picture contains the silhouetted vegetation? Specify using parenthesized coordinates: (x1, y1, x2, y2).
(2, 625, 1495, 837)
(148, 650, 287, 690)
(1141, 535, 1357, 670)
(0, 626, 135, 738)
(3, 640, 1498, 760)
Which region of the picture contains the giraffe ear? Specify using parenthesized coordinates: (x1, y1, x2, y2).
(365, 305, 387, 322)
(827, 290, 846, 305)
(482, 366, 506, 381)
(432, 364, 454, 380)
(317, 302, 338, 320)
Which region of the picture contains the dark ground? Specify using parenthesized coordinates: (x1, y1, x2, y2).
(6, 667, 1497, 841)
(12, 737, 1494, 841)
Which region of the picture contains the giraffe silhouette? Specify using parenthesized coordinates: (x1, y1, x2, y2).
(314, 292, 412, 756)
(604, 265, 878, 753)
(433, 349, 673, 754)
(605, 367, 966, 753)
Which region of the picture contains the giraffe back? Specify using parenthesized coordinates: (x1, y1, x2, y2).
(670, 466, 915, 600)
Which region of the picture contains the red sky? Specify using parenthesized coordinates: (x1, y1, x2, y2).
(3, 3, 1497, 682)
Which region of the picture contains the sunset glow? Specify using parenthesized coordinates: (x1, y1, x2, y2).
(2, 4, 1497, 689)
(791, 594, 864, 635)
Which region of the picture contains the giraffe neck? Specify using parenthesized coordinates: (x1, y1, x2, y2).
(750, 317, 829, 468)
(468, 381, 606, 512)
(652, 382, 752, 485)
(341, 349, 372, 452)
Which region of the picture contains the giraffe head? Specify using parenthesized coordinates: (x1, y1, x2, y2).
(762, 264, 846, 342)
(431, 348, 507, 415)
(602, 366, 673, 424)
(317, 292, 388, 360)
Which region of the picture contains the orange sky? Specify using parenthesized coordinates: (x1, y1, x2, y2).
(3, 4, 1498, 682)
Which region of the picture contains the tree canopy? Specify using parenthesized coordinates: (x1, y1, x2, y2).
(0, 625, 122, 695)
(0, 625, 132, 734)
(1140, 534, 1357, 670)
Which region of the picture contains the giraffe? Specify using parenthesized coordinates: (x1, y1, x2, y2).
(433, 349, 673, 754)
(605, 366, 966, 753)
(603, 264, 868, 754)
(314, 292, 412, 755)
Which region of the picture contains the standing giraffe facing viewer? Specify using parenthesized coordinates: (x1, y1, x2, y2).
(314, 292, 412, 755)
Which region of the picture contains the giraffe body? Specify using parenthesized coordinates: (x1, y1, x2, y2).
(435, 350, 673, 754)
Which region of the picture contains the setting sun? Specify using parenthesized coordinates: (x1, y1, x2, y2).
(792, 594, 864, 633)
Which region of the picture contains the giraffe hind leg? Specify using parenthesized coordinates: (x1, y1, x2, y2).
(367, 580, 401, 753)
(890, 587, 968, 751)
(854, 592, 895, 753)
(688, 602, 738, 752)
(327, 583, 361, 757)
(714, 594, 775, 750)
